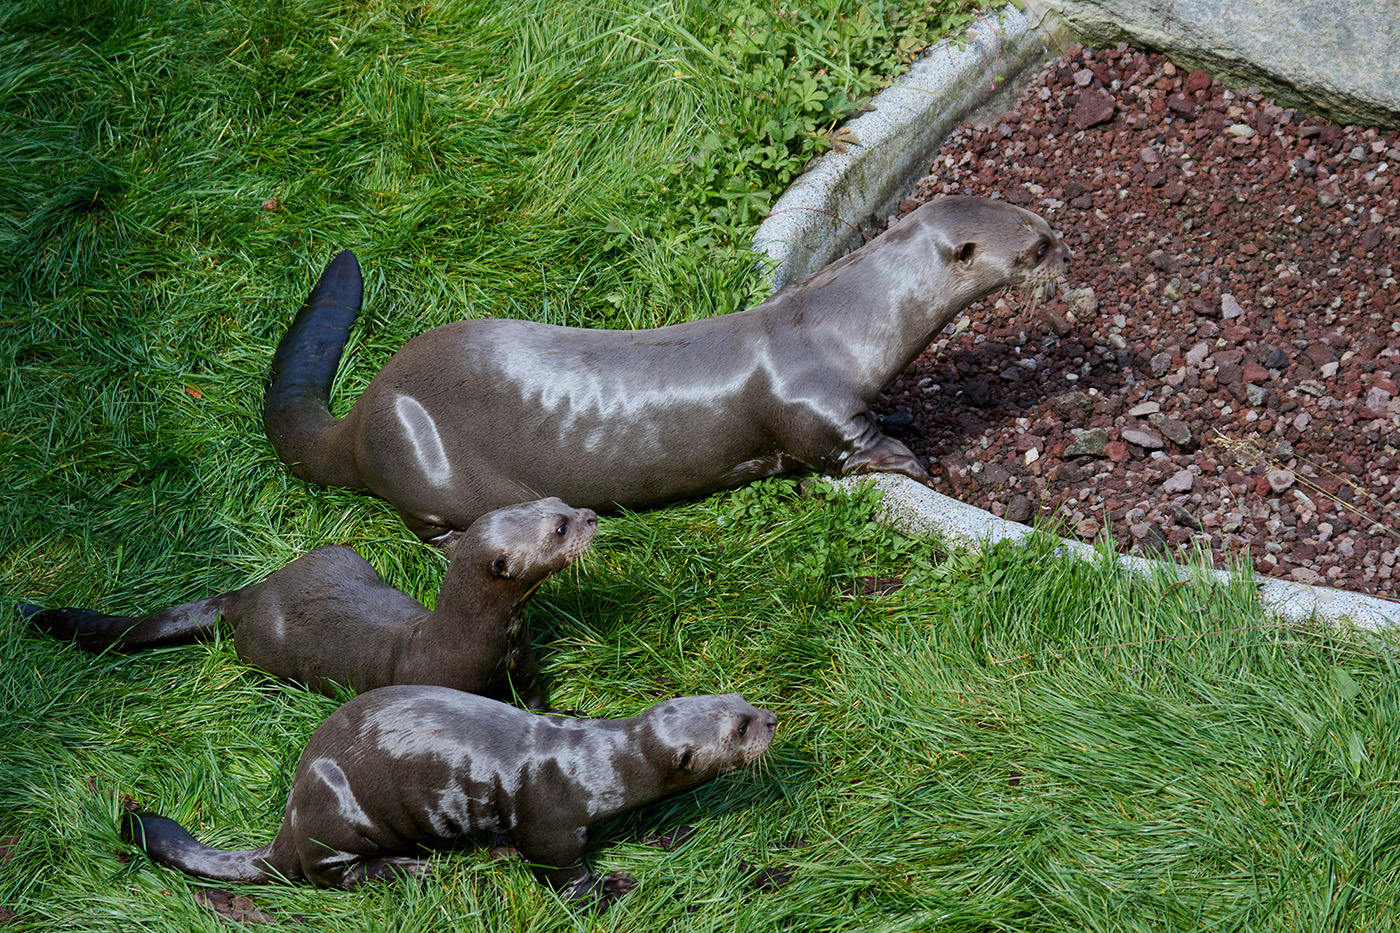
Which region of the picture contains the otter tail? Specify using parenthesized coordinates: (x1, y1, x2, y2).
(20, 591, 239, 653)
(263, 250, 363, 487)
(123, 810, 282, 884)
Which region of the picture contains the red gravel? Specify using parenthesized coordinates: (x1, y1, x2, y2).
(873, 43, 1400, 600)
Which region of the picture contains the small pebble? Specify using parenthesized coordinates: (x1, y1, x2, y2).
(1163, 470, 1195, 493)
(1266, 469, 1296, 493)
(1122, 428, 1164, 449)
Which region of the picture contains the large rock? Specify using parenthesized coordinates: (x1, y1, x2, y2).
(1025, 0, 1400, 129)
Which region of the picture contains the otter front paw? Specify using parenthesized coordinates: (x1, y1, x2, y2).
(600, 870, 637, 901)
(560, 868, 637, 911)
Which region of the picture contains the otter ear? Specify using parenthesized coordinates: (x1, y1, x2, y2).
(955, 241, 977, 263)
(676, 746, 695, 772)
(491, 553, 512, 579)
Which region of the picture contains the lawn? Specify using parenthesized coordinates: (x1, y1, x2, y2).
(4, 0, 1400, 930)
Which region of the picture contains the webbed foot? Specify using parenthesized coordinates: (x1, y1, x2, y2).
(340, 855, 432, 888)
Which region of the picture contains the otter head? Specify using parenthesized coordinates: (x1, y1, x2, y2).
(462, 497, 598, 590)
(636, 694, 778, 793)
(903, 195, 1072, 307)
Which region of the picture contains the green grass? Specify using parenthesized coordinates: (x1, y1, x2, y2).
(5, 0, 1400, 930)
(7, 481, 1400, 930)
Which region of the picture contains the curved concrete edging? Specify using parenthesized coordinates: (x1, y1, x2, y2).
(751, 7, 1400, 631)
(837, 474, 1400, 631)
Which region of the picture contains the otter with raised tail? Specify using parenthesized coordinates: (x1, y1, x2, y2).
(23, 498, 594, 708)
(263, 196, 1071, 543)
(124, 687, 778, 905)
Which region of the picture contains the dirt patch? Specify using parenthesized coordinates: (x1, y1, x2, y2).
(874, 43, 1400, 600)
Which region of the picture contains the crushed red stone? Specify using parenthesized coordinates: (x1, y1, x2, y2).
(872, 43, 1400, 600)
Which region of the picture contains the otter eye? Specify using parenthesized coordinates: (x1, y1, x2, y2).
(555, 519, 569, 536)
(955, 242, 977, 263)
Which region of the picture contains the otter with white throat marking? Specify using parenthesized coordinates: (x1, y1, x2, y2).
(22, 498, 595, 709)
(264, 195, 1071, 544)
(123, 686, 777, 905)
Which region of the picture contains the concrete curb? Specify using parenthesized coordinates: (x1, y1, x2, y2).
(835, 474, 1400, 631)
(752, 8, 1400, 631)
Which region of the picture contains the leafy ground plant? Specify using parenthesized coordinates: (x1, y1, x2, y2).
(6, 0, 1400, 930)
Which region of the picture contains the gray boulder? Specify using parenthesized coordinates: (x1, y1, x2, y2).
(1025, 0, 1400, 129)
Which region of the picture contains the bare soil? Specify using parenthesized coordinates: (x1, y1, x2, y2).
(873, 43, 1400, 600)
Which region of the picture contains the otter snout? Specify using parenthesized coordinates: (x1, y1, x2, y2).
(1021, 230, 1072, 297)
(742, 707, 779, 764)
(564, 507, 598, 560)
